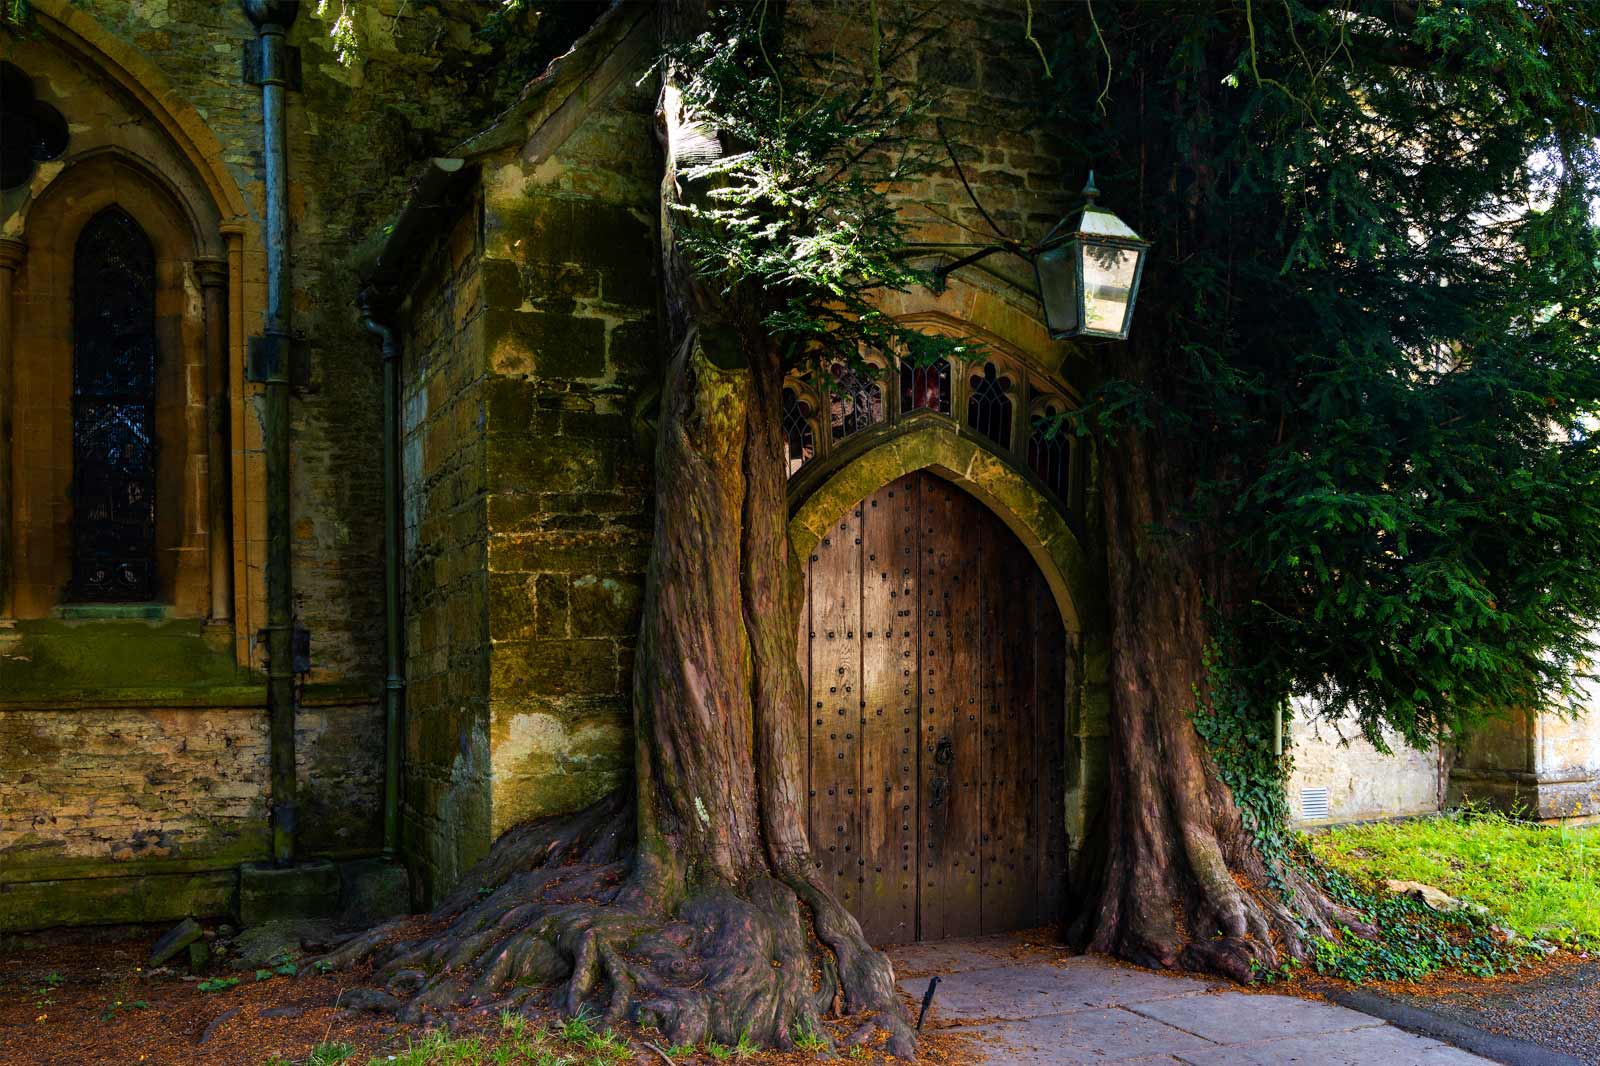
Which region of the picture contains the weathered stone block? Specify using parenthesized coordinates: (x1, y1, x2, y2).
(238, 860, 341, 927)
(149, 916, 203, 965)
(490, 639, 617, 698)
(568, 574, 643, 638)
(337, 858, 411, 925)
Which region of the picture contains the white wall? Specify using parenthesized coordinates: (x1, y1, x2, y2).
(1287, 703, 1443, 826)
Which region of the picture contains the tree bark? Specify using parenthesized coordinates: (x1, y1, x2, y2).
(318, 6, 912, 1053)
(1070, 345, 1368, 982)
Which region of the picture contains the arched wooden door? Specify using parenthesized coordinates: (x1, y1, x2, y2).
(799, 470, 1068, 945)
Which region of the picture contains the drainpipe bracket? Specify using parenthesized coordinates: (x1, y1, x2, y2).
(257, 623, 313, 675)
(243, 38, 302, 90)
(247, 333, 312, 388)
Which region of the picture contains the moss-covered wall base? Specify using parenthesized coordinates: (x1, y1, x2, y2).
(0, 690, 381, 933)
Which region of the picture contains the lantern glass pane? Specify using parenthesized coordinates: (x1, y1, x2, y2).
(1035, 243, 1079, 337)
(1081, 241, 1141, 336)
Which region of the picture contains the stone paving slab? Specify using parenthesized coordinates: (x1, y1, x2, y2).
(898, 959, 1216, 1022)
(889, 936, 1500, 1065)
(962, 1008, 1216, 1064)
(1128, 991, 1385, 1044)
(1173, 1025, 1495, 1066)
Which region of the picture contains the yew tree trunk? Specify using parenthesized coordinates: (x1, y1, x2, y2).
(318, 7, 912, 1053)
(1071, 340, 1364, 981)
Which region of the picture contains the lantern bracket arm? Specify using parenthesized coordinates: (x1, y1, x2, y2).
(927, 244, 1023, 292)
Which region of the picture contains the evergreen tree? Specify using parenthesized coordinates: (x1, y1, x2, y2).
(1049, 0, 1600, 976)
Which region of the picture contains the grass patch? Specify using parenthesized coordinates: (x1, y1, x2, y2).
(1309, 808, 1600, 949)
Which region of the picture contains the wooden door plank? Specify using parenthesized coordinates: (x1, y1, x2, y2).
(808, 503, 864, 916)
(858, 474, 919, 945)
(919, 475, 985, 940)
(982, 534, 1038, 933)
(1035, 581, 1071, 927)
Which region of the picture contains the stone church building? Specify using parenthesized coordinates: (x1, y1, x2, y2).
(2, 0, 1596, 941)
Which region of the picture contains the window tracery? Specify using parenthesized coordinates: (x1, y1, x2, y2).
(781, 385, 817, 476)
(1027, 399, 1073, 504)
(966, 361, 1014, 449)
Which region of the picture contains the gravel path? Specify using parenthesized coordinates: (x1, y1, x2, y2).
(1380, 959, 1600, 1064)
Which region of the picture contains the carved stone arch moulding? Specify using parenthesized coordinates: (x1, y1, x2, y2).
(23, 1, 250, 224)
(788, 419, 1099, 637)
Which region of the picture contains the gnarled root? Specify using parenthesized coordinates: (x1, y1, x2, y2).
(317, 792, 914, 1056)
(1071, 817, 1376, 983)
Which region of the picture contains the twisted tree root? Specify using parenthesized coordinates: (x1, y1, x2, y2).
(317, 792, 915, 1056)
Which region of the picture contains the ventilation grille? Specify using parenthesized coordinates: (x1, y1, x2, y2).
(1299, 786, 1330, 820)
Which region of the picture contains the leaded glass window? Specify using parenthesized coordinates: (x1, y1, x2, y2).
(782, 387, 816, 477)
(1028, 403, 1072, 503)
(71, 207, 158, 601)
(829, 361, 884, 442)
(966, 362, 1013, 448)
(899, 358, 950, 415)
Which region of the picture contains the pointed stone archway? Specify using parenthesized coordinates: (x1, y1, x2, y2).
(788, 418, 1110, 943)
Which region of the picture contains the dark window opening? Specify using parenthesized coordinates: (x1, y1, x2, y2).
(829, 362, 884, 441)
(1027, 404, 1072, 503)
(966, 362, 1013, 448)
(71, 207, 158, 601)
(899, 358, 950, 415)
(782, 386, 816, 477)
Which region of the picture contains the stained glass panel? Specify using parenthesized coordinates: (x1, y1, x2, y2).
(1027, 404, 1072, 504)
(899, 358, 950, 415)
(829, 362, 884, 441)
(782, 387, 816, 477)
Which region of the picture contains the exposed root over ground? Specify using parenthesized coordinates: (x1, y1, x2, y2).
(318, 791, 916, 1056)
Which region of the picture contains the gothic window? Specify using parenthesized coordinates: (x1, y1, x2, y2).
(899, 358, 950, 415)
(966, 362, 1014, 448)
(782, 386, 816, 477)
(0, 63, 69, 192)
(1027, 402, 1073, 503)
(829, 361, 884, 442)
(71, 207, 158, 601)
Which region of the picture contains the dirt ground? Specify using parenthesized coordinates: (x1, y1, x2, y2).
(0, 927, 975, 1066)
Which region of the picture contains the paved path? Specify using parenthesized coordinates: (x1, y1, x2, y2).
(889, 935, 1497, 1065)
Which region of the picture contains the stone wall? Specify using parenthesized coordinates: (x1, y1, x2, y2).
(392, 62, 659, 904)
(477, 71, 658, 845)
(0, 693, 380, 931)
(0, 0, 589, 930)
(1288, 708, 1444, 826)
(399, 195, 492, 902)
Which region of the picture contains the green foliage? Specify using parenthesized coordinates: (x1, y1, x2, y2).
(791, 1016, 830, 1052)
(1295, 839, 1527, 983)
(1312, 808, 1600, 948)
(1051, 2, 1600, 751)
(196, 976, 241, 993)
(306, 1042, 355, 1066)
(97, 998, 148, 1022)
(667, 7, 976, 380)
(1191, 637, 1293, 883)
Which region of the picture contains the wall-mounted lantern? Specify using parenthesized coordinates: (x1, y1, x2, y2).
(1032, 173, 1150, 341)
(928, 164, 1151, 342)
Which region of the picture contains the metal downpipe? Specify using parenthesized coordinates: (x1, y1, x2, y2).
(244, 0, 298, 866)
(360, 296, 405, 861)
